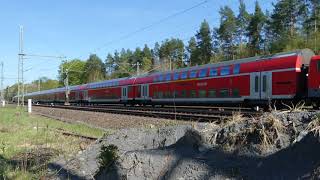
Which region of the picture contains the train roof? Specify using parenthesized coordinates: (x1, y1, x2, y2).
(150, 49, 315, 76)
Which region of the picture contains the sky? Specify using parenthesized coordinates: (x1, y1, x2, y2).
(0, 0, 276, 88)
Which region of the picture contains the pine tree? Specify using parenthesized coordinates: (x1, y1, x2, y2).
(196, 20, 213, 64)
(236, 0, 251, 57)
(268, 0, 306, 52)
(247, 1, 266, 56)
(142, 44, 153, 73)
(159, 38, 185, 70)
(186, 37, 198, 66)
(217, 6, 237, 60)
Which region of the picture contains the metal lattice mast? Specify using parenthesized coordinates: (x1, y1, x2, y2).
(17, 26, 23, 106)
(0, 62, 3, 101)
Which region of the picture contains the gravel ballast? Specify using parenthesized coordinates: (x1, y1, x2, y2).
(44, 108, 320, 179)
(33, 106, 189, 130)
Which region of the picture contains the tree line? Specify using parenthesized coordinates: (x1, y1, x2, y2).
(3, 0, 320, 99)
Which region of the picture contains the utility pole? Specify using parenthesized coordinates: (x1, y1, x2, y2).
(315, 7, 318, 52)
(136, 62, 141, 76)
(64, 69, 70, 105)
(17, 25, 24, 106)
(132, 62, 142, 76)
(0, 62, 3, 101)
(38, 78, 41, 92)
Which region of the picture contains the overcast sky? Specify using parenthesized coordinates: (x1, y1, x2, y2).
(0, 0, 275, 87)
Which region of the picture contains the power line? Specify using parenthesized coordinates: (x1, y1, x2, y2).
(93, 0, 210, 53)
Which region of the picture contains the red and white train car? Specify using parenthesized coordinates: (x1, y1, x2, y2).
(22, 49, 320, 108)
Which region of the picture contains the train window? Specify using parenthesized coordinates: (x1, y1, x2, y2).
(174, 72, 180, 80)
(165, 91, 171, 98)
(262, 76, 267, 92)
(153, 77, 158, 82)
(220, 89, 229, 97)
(158, 91, 163, 98)
(199, 69, 208, 78)
(317, 61, 320, 72)
(255, 76, 259, 93)
(173, 90, 179, 98)
(181, 71, 188, 79)
(199, 90, 207, 98)
(181, 90, 187, 97)
(221, 66, 230, 76)
(158, 75, 164, 82)
(190, 70, 197, 78)
(190, 90, 197, 98)
(166, 74, 171, 81)
(234, 64, 240, 74)
(232, 89, 240, 97)
(209, 68, 217, 77)
(208, 90, 216, 98)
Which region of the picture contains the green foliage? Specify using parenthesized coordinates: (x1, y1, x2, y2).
(82, 54, 106, 83)
(159, 38, 185, 70)
(187, 37, 198, 66)
(98, 144, 118, 170)
(217, 6, 238, 59)
(195, 20, 213, 65)
(58, 59, 86, 86)
(247, 1, 266, 55)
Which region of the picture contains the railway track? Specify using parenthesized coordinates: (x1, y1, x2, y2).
(35, 104, 262, 122)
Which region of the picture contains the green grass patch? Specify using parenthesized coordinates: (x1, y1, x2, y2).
(0, 106, 106, 179)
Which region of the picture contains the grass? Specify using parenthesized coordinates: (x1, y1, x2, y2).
(0, 105, 106, 179)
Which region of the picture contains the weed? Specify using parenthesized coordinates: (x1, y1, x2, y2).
(98, 144, 119, 171)
(307, 117, 320, 137)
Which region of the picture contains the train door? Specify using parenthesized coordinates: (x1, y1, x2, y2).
(260, 72, 272, 100)
(82, 90, 88, 101)
(140, 84, 149, 100)
(250, 72, 260, 99)
(121, 86, 128, 101)
(75, 91, 80, 101)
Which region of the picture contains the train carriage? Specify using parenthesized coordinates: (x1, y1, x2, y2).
(18, 49, 320, 109)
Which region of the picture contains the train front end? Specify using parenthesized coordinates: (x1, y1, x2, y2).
(308, 55, 320, 107)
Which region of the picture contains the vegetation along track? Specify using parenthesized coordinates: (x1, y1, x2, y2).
(35, 104, 261, 122)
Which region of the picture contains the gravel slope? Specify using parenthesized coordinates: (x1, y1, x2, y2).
(46, 110, 320, 179)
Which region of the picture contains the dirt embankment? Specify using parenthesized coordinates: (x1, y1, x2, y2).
(47, 110, 320, 180)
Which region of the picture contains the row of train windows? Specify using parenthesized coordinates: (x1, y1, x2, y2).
(153, 89, 240, 98)
(155, 64, 240, 82)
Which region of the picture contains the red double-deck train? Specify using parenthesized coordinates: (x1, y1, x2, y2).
(17, 49, 320, 109)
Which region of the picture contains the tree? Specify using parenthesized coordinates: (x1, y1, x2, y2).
(247, 1, 266, 55)
(141, 44, 153, 73)
(82, 54, 106, 83)
(196, 20, 213, 64)
(58, 59, 86, 86)
(267, 0, 307, 52)
(105, 53, 115, 77)
(236, 0, 251, 56)
(186, 37, 198, 66)
(159, 38, 185, 70)
(152, 42, 161, 71)
(217, 6, 237, 60)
